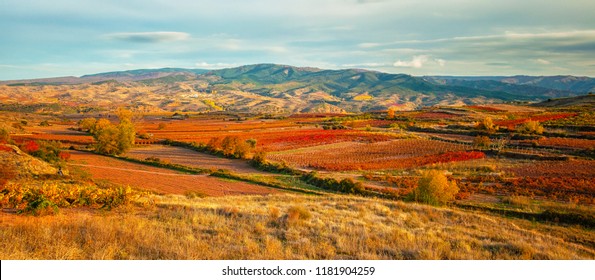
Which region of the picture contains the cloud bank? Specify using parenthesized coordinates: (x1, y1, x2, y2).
(105, 32, 190, 43)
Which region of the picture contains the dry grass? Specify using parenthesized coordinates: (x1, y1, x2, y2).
(1, 194, 593, 260)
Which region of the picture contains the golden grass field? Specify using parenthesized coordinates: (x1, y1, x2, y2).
(1, 193, 593, 260)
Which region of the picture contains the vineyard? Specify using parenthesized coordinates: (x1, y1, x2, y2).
(523, 137, 595, 150)
(267, 139, 484, 171)
(503, 159, 595, 178)
(495, 113, 577, 129)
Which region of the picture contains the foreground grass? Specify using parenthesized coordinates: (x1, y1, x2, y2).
(1, 194, 594, 260)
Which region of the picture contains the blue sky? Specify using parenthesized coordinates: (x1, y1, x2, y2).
(1, 0, 594, 79)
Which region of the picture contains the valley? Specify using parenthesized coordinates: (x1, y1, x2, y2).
(1, 65, 594, 260)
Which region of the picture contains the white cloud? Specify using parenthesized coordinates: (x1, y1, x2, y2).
(104, 32, 190, 43)
(393, 55, 429, 68)
(194, 62, 238, 69)
(358, 42, 382, 48)
(342, 62, 387, 68)
(535, 59, 551, 65)
(435, 58, 446, 67)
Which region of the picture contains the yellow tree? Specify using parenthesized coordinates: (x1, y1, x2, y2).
(412, 170, 459, 206)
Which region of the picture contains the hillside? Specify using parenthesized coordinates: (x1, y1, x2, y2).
(2, 194, 593, 259)
(0, 144, 57, 178)
(426, 75, 595, 95)
(1, 64, 593, 114)
(533, 94, 595, 108)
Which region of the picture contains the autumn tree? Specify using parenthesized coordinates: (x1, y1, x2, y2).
(116, 108, 135, 154)
(412, 170, 459, 206)
(78, 118, 97, 133)
(517, 121, 544, 135)
(85, 108, 136, 155)
(473, 135, 491, 149)
(387, 107, 396, 119)
(476, 116, 497, 134)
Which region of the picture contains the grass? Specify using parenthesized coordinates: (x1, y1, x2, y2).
(1, 194, 594, 260)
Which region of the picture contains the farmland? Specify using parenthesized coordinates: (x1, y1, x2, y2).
(68, 151, 279, 196)
(267, 140, 483, 171)
(1, 99, 595, 260)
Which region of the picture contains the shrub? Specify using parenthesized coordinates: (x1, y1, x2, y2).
(19, 140, 65, 163)
(473, 136, 491, 149)
(0, 128, 10, 144)
(517, 121, 544, 135)
(411, 170, 459, 206)
(22, 191, 59, 216)
(287, 205, 312, 222)
(476, 117, 497, 134)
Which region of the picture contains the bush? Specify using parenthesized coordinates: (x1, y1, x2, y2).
(300, 172, 366, 195)
(0, 128, 10, 144)
(411, 170, 459, 206)
(473, 136, 491, 149)
(517, 121, 544, 135)
(20, 140, 65, 163)
(476, 117, 497, 134)
(287, 205, 312, 222)
(22, 191, 59, 216)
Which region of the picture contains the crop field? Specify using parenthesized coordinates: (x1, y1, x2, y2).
(494, 113, 577, 129)
(267, 139, 483, 171)
(2, 104, 595, 261)
(503, 159, 595, 178)
(522, 137, 595, 150)
(69, 151, 279, 196)
(125, 145, 267, 174)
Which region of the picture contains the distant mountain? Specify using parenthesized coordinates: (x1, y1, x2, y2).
(0, 68, 209, 85)
(1, 64, 593, 113)
(533, 94, 595, 108)
(80, 68, 209, 82)
(425, 75, 595, 95)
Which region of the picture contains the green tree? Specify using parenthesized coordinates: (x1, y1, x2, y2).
(412, 170, 459, 206)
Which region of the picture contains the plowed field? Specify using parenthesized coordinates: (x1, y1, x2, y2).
(68, 151, 278, 196)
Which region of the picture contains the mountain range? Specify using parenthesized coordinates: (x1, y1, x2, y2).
(1, 64, 594, 113)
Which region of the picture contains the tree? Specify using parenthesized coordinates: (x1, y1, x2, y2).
(117, 119, 135, 154)
(220, 136, 251, 158)
(387, 107, 396, 119)
(517, 121, 544, 135)
(476, 116, 497, 134)
(473, 135, 491, 149)
(94, 125, 120, 155)
(78, 118, 97, 133)
(412, 170, 459, 206)
(90, 108, 136, 155)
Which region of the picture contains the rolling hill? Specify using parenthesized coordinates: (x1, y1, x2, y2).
(1, 64, 593, 114)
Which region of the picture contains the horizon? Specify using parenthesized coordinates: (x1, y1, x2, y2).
(2, 63, 595, 82)
(2, 0, 595, 80)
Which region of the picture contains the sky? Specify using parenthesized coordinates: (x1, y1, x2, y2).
(1, 0, 594, 80)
